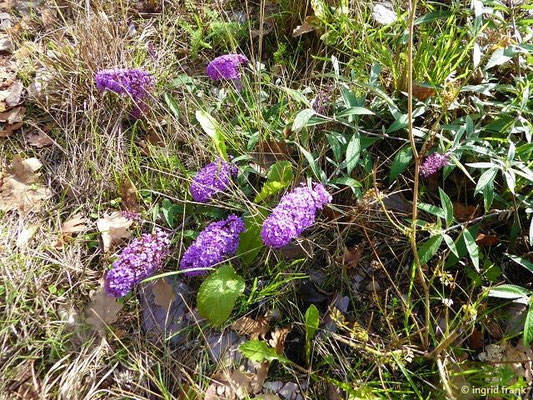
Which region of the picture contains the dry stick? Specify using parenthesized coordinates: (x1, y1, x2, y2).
(407, 0, 430, 350)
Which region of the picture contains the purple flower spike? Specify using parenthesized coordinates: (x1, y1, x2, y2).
(420, 152, 449, 177)
(105, 229, 170, 298)
(95, 68, 155, 118)
(190, 158, 238, 203)
(261, 183, 332, 249)
(180, 214, 245, 277)
(206, 54, 248, 84)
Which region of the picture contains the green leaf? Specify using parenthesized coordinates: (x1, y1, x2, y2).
(418, 202, 445, 218)
(346, 132, 360, 175)
(418, 235, 443, 265)
(255, 161, 294, 203)
(505, 253, 533, 274)
(295, 143, 325, 182)
(237, 212, 267, 265)
(415, 10, 452, 25)
(463, 229, 480, 272)
(389, 146, 413, 182)
(445, 224, 481, 268)
(305, 304, 320, 343)
(485, 46, 517, 70)
(483, 182, 494, 211)
(292, 109, 316, 133)
(529, 217, 533, 247)
(336, 107, 375, 118)
(197, 265, 245, 326)
(443, 233, 459, 258)
(524, 304, 533, 346)
(196, 110, 227, 160)
(488, 284, 531, 301)
(386, 114, 408, 134)
(474, 168, 498, 195)
(239, 339, 289, 363)
(326, 133, 343, 162)
(439, 188, 453, 227)
(164, 93, 180, 118)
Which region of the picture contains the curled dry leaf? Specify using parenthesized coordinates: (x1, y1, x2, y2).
(335, 243, 364, 269)
(0, 121, 21, 137)
(5, 80, 22, 107)
(152, 278, 175, 311)
(452, 202, 481, 222)
(292, 16, 320, 37)
(0, 105, 24, 123)
(120, 179, 139, 211)
(96, 211, 133, 252)
(0, 155, 51, 215)
(85, 287, 123, 331)
(475, 233, 499, 246)
(412, 83, 436, 101)
(27, 130, 53, 148)
(205, 368, 255, 400)
(268, 326, 291, 355)
(54, 213, 88, 248)
(231, 315, 270, 340)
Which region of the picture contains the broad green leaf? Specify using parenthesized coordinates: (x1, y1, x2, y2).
(196, 110, 227, 160)
(346, 132, 360, 175)
(524, 303, 533, 346)
(483, 182, 494, 211)
(282, 87, 311, 106)
(463, 229, 480, 272)
(485, 46, 517, 70)
(443, 233, 459, 258)
(197, 265, 245, 326)
(418, 235, 443, 265)
(488, 284, 531, 301)
(418, 202, 445, 218)
(439, 188, 453, 227)
(326, 133, 343, 162)
(237, 212, 267, 265)
(445, 224, 481, 268)
(292, 109, 316, 133)
(503, 169, 516, 194)
(389, 146, 413, 182)
(336, 107, 374, 118)
(295, 143, 325, 182)
(305, 304, 320, 343)
(239, 339, 289, 363)
(330, 177, 361, 188)
(415, 10, 452, 25)
(505, 253, 533, 274)
(475, 168, 498, 195)
(255, 161, 293, 203)
(164, 93, 180, 118)
(386, 114, 408, 134)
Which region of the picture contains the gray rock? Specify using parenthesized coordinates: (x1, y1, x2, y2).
(263, 381, 284, 392)
(0, 36, 12, 52)
(279, 382, 298, 400)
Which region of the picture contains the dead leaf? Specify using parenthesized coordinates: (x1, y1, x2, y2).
(268, 326, 291, 355)
(468, 328, 483, 351)
(16, 224, 39, 248)
(120, 179, 139, 211)
(5, 80, 22, 107)
(96, 212, 133, 252)
(231, 315, 270, 340)
(0, 105, 24, 123)
(475, 233, 499, 246)
(7, 360, 41, 400)
(153, 279, 175, 311)
(40, 7, 55, 26)
(292, 16, 320, 37)
(54, 213, 88, 248)
(27, 130, 53, 148)
(0, 155, 51, 215)
(452, 202, 481, 222)
(0, 121, 22, 137)
(85, 287, 123, 331)
(250, 361, 269, 394)
(335, 244, 364, 269)
(206, 369, 254, 400)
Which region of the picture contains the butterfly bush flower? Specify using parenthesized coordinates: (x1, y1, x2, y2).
(180, 214, 245, 276)
(95, 68, 155, 118)
(206, 54, 248, 87)
(261, 183, 332, 249)
(420, 152, 449, 177)
(105, 229, 170, 298)
(190, 158, 238, 203)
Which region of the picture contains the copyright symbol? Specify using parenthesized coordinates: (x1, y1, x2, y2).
(461, 385, 470, 394)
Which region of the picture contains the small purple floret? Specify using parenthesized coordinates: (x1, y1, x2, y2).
(206, 54, 248, 83)
(95, 68, 155, 118)
(190, 158, 238, 203)
(261, 183, 332, 249)
(180, 214, 245, 277)
(420, 152, 449, 177)
(105, 229, 170, 298)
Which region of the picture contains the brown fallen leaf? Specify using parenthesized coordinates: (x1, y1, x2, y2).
(250, 361, 269, 394)
(96, 212, 133, 252)
(206, 368, 254, 400)
(268, 326, 291, 355)
(475, 233, 499, 246)
(85, 287, 123, 331)
(54, 214, 88, 248)
(452, 202, 481, 222)
(231, 315, 270, 340)
(0, 121, 22, 137)
(0, 105, 24, 123)
(5, 80, 22, 107)
(0, 155, 51, 214)
(120, 178, 139, 211)
(27, 130, 53, 148)
(153, 279, 175, 311)
(412, 83, 436, 101)
(335, 244, 364, 269)
(468, 328, 483, 351)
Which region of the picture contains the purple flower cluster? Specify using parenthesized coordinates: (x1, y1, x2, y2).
(120, 210, 141, 221)
(206, 54, 248, 83)
(190, 158, 238, 203)
(420, 152, 449, 177)
(180, 214, 245, 276)
(95, 68, 155, 118)
(105, 229, 170, 298)
(261, 183, 332, 249)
